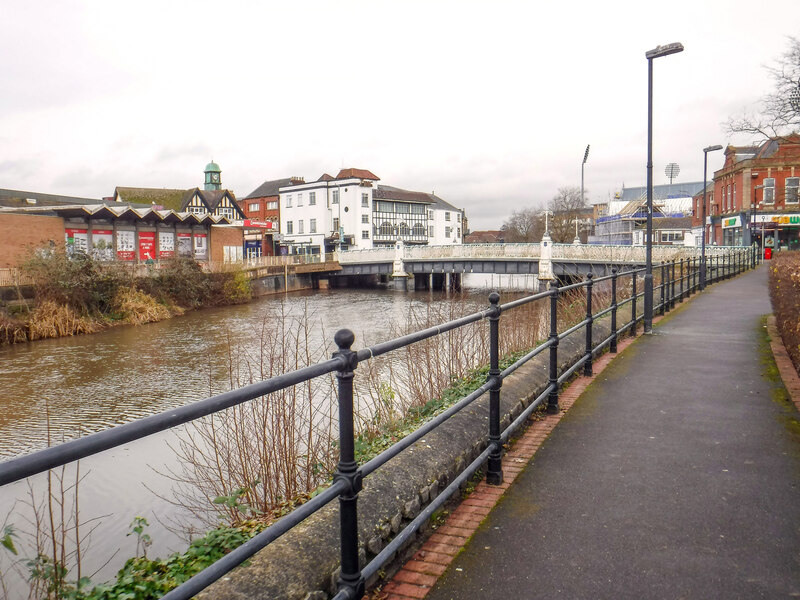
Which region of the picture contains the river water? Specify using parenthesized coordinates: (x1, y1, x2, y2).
(0, 273, 538, 594)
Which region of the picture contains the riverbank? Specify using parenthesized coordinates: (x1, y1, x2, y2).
(0, 254, 253, 345)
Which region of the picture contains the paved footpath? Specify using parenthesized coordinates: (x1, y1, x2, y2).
(418, 265, 800, 600)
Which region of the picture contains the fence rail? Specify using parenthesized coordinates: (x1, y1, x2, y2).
(0, 246, 757, 600)
(0, 267, 35, 287)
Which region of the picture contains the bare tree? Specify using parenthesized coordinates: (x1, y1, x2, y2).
(500, 207, 545, 242)
(549, 186, 587, 243)
(727, 36, 800, 140)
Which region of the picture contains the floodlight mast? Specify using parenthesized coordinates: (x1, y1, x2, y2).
(700, 144, 724, 290)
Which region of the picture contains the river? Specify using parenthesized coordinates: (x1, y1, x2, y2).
(0, 273, 539, 595)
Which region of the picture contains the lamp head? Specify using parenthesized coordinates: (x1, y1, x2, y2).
(583, 144, 590, 164)
(645, 42, 684, 59)
(703, 144, 724, 153)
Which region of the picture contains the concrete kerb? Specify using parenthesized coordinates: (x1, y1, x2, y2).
(198, 307, 614, 600)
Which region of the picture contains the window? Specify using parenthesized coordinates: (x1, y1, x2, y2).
(309, 192, 316, 206)
(361, 193, 369, 207)
(429, 225, 434, 237)
(189, 206, 206, 215)
(267, 201, 278, 210)
(362, 230, 369, 239)
(726, 185, 731, 211)
(218, 207, 236, 220)
(764, 178, 775, 204)
(286, 221, 294, 234)
(248, 202, 260, 212)
(457, 228, 461, 238)
(297, 193, 304, 207)
(362, 214, 369, 224)
(445, 212, 451, 221)
(286, 195, 293, 208)
(376, 201, 393, 213)
(380, 222, 393, 236)
(733, 183, 736, 209)
(398, 222, 410, 236)
(428, 210, 434, 220)
(445, 226, 451, 238)
(310, 219, 317, 233)
(786, 178, 799, 203)
(332, 189, 339, 204)
(298, 220, 304, 234)
(333, 217, 340, 232)
(412, 223, 425, 236)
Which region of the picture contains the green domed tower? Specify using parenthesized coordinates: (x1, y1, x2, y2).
(204, 160, 222, 190)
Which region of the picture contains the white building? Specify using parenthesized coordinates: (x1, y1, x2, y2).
(278, 168, 463, 258)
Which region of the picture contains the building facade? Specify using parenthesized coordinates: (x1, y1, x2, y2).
(692, 135, 800, 250)
(238, 177, 295, 257)
(278, 168, 463, 258)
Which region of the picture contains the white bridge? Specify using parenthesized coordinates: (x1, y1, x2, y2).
(332, 242, 749, 282)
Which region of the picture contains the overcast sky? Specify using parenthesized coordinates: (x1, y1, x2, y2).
(2, 0, 798, 229)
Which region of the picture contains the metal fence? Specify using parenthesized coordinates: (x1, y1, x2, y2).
(0, 247, 756, 600)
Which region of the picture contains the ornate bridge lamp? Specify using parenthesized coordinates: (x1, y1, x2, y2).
(644, 42, 683, 334)
(700, 144, 723, 290)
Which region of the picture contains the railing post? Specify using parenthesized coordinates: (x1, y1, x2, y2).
(584, 273, 594, 376)
(547, 281, 560, 414)
(670, 260, 676, 309)
(679, 258, 684, 302)
(333, 329, 364, 600)
(631, 270, 638, 337)
(660, 262, 667, 315)
(486, 292, 504, 486)
(610, 268, 618, 353)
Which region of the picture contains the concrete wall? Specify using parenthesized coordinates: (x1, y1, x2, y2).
(0, 213, 65, 267)
(198, 314, 613, 600)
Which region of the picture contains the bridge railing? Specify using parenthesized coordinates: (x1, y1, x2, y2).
(0, 248, 756, 600)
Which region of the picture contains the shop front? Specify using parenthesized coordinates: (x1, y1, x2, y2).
(751, 213, 800, 252)
(722, 215, 743, 246)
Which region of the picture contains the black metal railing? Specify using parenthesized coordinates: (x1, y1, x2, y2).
(0, 248, 755, 600)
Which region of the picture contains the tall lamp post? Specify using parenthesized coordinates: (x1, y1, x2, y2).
(752, 184, 765, 258)
(577, 144, 590, 244)
(700, 144, 723, 290)
(644, 42, 684, 334)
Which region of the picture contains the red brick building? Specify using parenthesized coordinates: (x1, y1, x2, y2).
(237, 178, 300, 257)
(693, 135, 800, 251)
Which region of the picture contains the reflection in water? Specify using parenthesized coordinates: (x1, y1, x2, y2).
(0, 277, 534, 593)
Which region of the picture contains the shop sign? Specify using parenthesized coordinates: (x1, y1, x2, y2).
(722, 216, 741, 229)
(177, 232, 192, 256)
(116, 230, 135, 261)
(65, 228, 88, 255)
(159, 231, 175, 258)
(243, 219, 273, 229)
(91, 230, 114, 260)
(193, 233, 208, 259)
(753, 214, 800, 225)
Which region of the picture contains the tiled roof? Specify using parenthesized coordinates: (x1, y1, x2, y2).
(374, 185, 434, 204)
(335, 168, 379, 181)
(244, 178, 294, 199)
(317, 173, 335, 182)
(0, 188, 101, 208)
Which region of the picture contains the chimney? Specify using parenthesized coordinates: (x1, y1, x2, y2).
(290, 176, 305, 184)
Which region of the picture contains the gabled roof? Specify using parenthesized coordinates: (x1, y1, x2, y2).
(192, 188, 238, 211)
(244, 178, 294, 199)
(335, 168, 379, 181)
(317, 173, 335, 182)
(114, 187, 192, 211)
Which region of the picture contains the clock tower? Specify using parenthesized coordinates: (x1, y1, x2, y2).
(204, 160, 222, 190)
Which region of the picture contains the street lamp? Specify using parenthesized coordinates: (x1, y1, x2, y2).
(644, 42, 684, 334)
(577, 144, 590, 244)
(753, 184, 765, 259)
(700, 144, 723, 290)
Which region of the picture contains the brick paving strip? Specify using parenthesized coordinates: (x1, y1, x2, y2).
(368, 310, 800, 600)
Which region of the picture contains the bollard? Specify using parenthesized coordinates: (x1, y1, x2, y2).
(486, 292, 503, 485)
(547, 281, 560, 414)
(584, 273, 594, 376)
